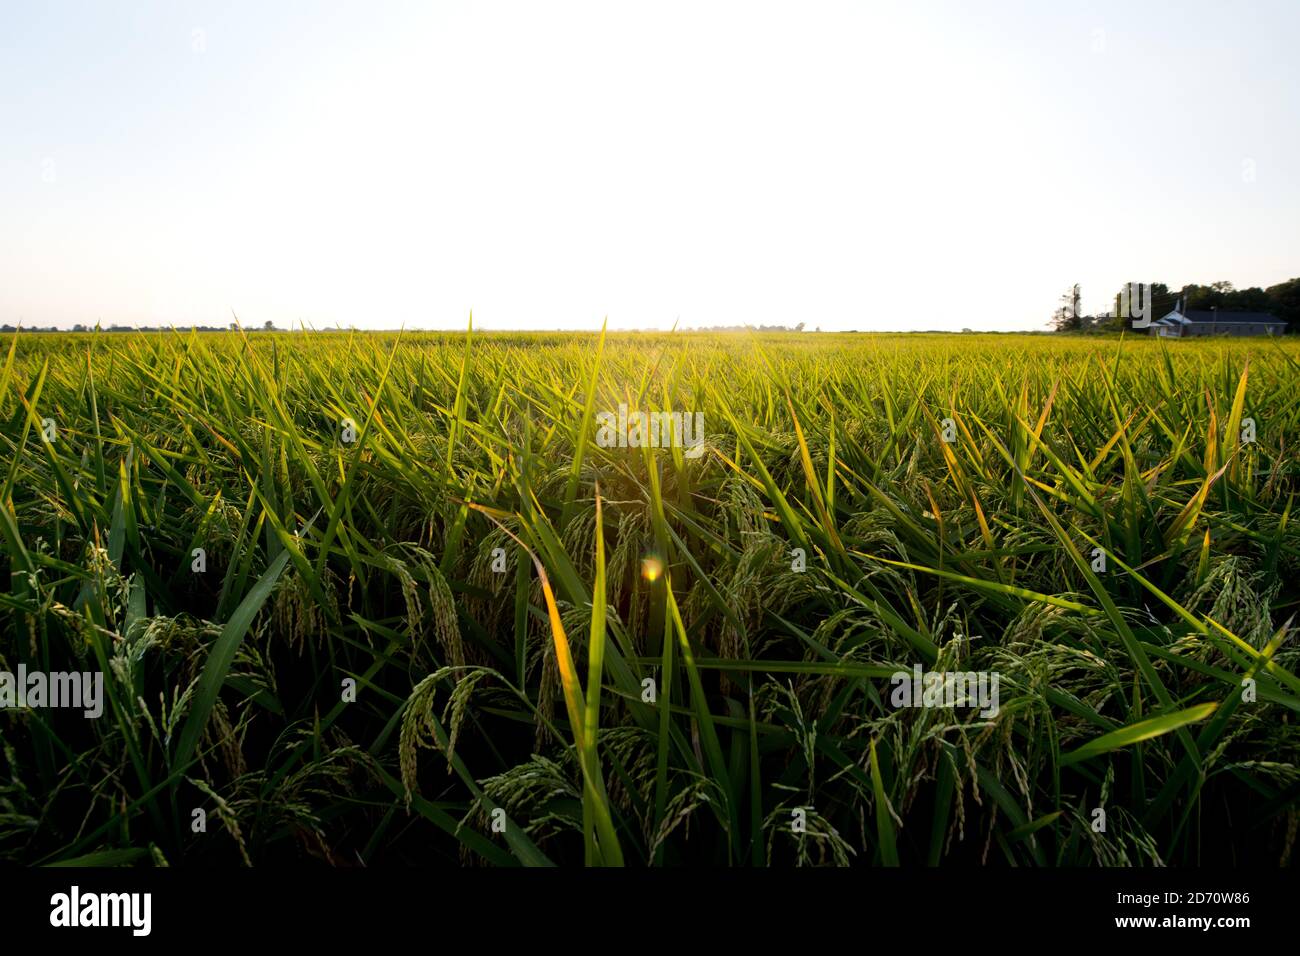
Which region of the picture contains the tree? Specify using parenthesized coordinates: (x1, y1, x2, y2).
(1182, 281, 1274, 314)
(1112, 281, 1174, 330)
(1149, 282, 1176, 322)
(1052, 284, 1082, 331)
(1181, 284, 1210, 310)
(1265, 277, 1300, 331)
(1228, 286, 1269, 311)
(1183, 282, 1232, 311)
(263, 320, 276, 331)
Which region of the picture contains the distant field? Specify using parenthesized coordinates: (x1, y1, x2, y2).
(2, 329, 1298, 866)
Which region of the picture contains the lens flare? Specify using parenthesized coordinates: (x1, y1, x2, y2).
(641, 554, 664, 582)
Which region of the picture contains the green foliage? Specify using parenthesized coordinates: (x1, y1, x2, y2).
(1, 329, 1298, 867)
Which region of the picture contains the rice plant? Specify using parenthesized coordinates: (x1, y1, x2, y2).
(1, 327, 1297, 867)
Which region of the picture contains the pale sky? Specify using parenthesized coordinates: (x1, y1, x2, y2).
(2, 1, 1298, 331)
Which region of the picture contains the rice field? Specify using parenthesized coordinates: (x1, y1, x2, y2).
(2, 328, 1298, 867)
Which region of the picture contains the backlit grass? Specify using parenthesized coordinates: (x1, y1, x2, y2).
(1, 329, 1298, 866)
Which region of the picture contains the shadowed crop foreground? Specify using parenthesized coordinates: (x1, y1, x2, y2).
(1, 329, 1298, 867)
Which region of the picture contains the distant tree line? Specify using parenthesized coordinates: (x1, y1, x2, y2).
(1, 321, 282, 334)
(685, 322, 808, 332)
(1052, 277, 1300, 332)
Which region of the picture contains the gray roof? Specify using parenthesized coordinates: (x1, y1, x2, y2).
(1179, 310, 1284, 325)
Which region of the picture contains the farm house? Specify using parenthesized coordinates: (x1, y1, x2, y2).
(1147, 304, 1287, 337)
